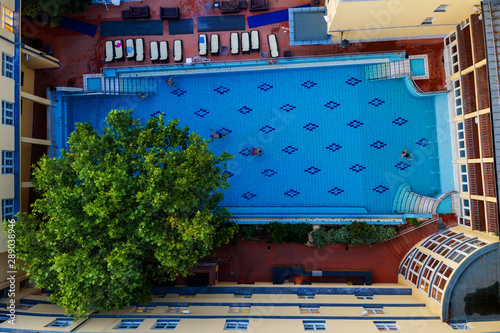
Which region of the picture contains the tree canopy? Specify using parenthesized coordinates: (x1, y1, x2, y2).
(9, 109, 237, 318)
(22, 0, 92, 25)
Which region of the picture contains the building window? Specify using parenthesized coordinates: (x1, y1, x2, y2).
(300, 307, 320, 314)
(447, 239, 488, 263)
(152, 320, 179, 330)
(356, 295, 374, 300)
(422, 230, 457, 251)
(407, 250, 428, 286)
(460, 199, 471, 227)
(375, 322, 400, 331)
(434, 234, 471, 256)
(115, 320, 143, 329)
(2, 6, 13, 33)
(2, 101, 14, 125)
(431, 263, 454, 303)
(229, 306, 250, 313)
(234, 294, 252, 298)
(2, 150, 14, 174)
(166, 306, 189, 313)
(0, 287, 8, 299)
(47, 319, 72, 328)
(421, 17, 435, 25)
(178, 295, 195, 299)
(453, 80, 462, 116)
(457, 122, 466, 158)
(399, 249, 415, 277)
(2, 53, 14, 79)
(450, 322, 472, 330)
(459, 164, 468, 192)
(434, 4, 450, 12)
(364, 307, 386, 315)
(2, 198, 14, 221)
(419, 257, 440, 294)
(298, 295, 315, 299)
(16, 304, 34, 310)
(303, 321, 326, 331)
(134, 306, 155, 313)
(224, 320, 248, 330)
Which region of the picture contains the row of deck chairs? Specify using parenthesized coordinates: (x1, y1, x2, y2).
(198, 31, 278, 57)
(105, 39, 184, 63)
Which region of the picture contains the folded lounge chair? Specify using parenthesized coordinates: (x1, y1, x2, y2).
(114, 40, 124, 61)
(250, 30, 260, 53)
(241, 32, 250, 55)
(210, 34, 219, 56)
(150, 41, 159, 62)
(230, 32, 239, 55)
(126, 39, 135, 60)
(105, 40, 114, 62)
(268, 34, 279, 58)
(199, 34, 208, 57)
(135, 38, 144, 62)
(174, 40, 183, 62)
(159, 41, 169, 62)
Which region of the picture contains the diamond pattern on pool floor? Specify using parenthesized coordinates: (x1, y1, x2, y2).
(66, 64, 441, 214)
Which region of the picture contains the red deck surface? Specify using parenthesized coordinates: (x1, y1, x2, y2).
(23, 1, 450, 283)
(23, 0, 446, 96)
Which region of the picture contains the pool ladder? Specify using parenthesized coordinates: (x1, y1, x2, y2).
(365, 59, 411, 81)
(103, 77, 158, 96)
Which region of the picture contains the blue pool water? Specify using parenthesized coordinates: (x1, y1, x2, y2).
(87, 78, 102, 91)
(410, 59, 426, 76)
(60, 62, 447, 217)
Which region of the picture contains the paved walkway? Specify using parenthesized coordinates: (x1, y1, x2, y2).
(23, 0, 446, 95)
(214, 219, 442, 284)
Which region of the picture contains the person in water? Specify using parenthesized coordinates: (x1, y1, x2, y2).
(166, 76, 176, 87)
(249, 148, 262, 156)
(210, 129, 229, 142)
(400, 147, 414, 160)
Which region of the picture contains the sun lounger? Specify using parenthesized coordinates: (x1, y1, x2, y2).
(159, 41, 169, 62)
(199, 34, 208, 57)
(210, 34, 219, 56)
(174, 40, 183, 62)
(230, 32, 239, 55)
(135, 38, 144, 62)
(114, 40, 124, 61)
(150, 41, 159, 62)
(250, 30, 260, 53)
(126, 39, 135, 60)
(241, 32, 250, 55)
(268, 34, 279, 58)
(105, 40, 114, 62)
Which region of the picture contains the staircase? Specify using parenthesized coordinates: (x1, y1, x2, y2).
(365, 60, 411, 81)
(103, 77, 158, 96)
(392, 183, 456, 214)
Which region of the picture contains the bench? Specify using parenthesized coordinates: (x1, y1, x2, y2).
(160, 7, 180, 20)
(122, 6, 150, 19)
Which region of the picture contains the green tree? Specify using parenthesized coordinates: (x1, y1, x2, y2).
(22, 0, 92, 25)
(7, 109, 237, 318)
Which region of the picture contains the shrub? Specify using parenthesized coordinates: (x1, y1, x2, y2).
(310, 228, 330, 248)
(407, 217, 422, 227)
(284, 223, 313, 244)
(269, 222, 288, 243)
(256, 224, 270, 241)
(311, 223, 398, 248)
(240, 225, 257, 240)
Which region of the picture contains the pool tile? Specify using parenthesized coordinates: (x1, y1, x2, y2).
(370, 141, 387, 149)
(301, 80, 317, 89)
(416, 138, 430, 147)
(171, 89, 187, 97)
(349, 164, 366, 172)
(368, 98, 385, 107)
(347, 120, 363, 128)
(260, 125, 275, 133)
(282, 146, 298, 154)
(345, 77, 361, 86)
(304, 166, 321, 175)
(241, 192, 257, 200)
(392, 117, 408, 126)
(328, 187, 344, 196)
(257, 83, 273, 91)
(303, 123, 319, 131)
(326, 143, 342, 152)
(262, 169, 277, 177)
(238, 106, 252, 115)
(194, 108, 209, 117)
(373, 185, 389, 194)
(214, 86, 230, 94)
(395, 161, 411, 170)
(324, 101, 340, 109)
(280, 104, 296, 112)
(284, 189, 300, 198)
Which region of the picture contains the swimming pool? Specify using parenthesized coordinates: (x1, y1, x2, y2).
(55, 55, 451, 223)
